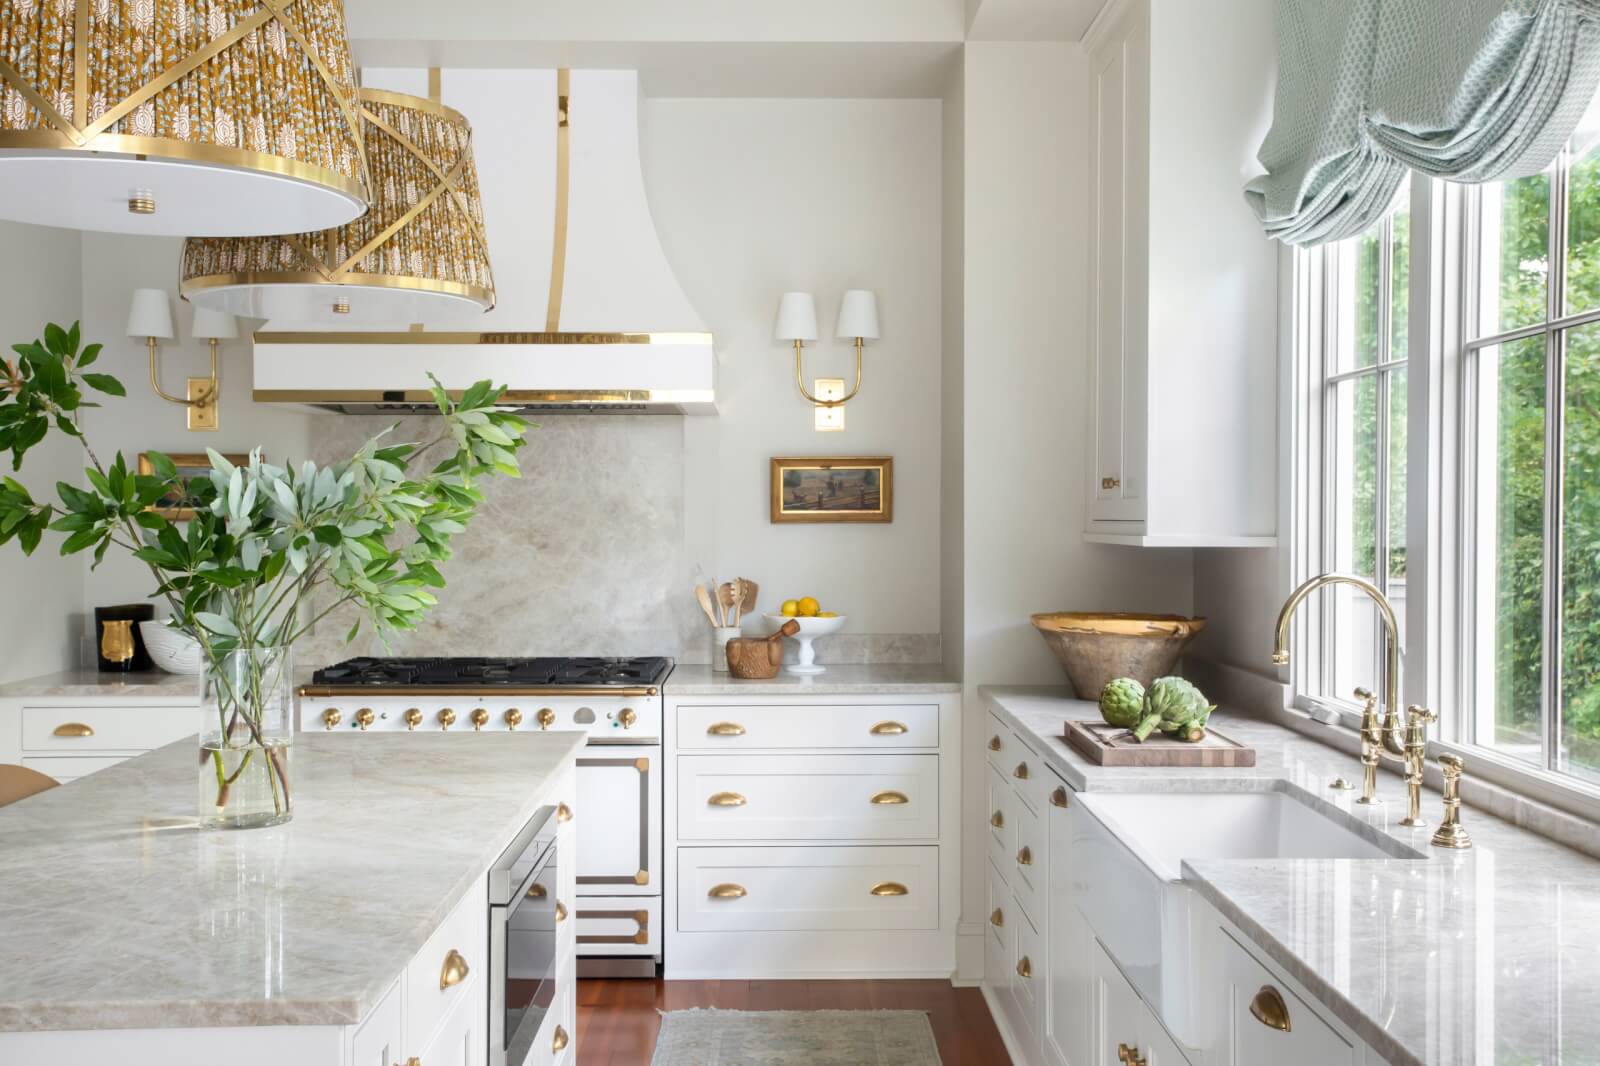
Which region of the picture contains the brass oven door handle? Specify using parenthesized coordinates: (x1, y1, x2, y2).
(709, 883, 747, 899)
(439, 949, 469, 990)
(870, 790, 909, 805)
(870, 720, 908, 735)
(707, 721, 746, 736)
(52, 722, 94, 738)
(708, 791, 747, 807)
(1249, 985, 1292, 1031)
(870, 882, 909, 896)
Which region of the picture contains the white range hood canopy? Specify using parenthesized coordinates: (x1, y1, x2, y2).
(251, 69, 715, 413)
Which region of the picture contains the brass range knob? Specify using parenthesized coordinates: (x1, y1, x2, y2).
(470, 708, 490, 731)
(618, 707, 638, 729)
(437, 708, 457, 730)
(321, 708, 341, 730)
(404, 708, 423, 731)
(354, 708, 375, 731)
(504, 708, 523, 730)
(537, 707, 556, 730)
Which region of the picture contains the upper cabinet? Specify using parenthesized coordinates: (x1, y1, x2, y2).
(1084, 0, 1279, 548)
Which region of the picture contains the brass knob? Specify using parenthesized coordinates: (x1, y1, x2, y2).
(439, 948, 469, 990)
(870, 721, 908, 735)
(51, 722, 94, 737)
(1014, 762, 1030, 780)
(1102, 476, 1121, 490)
(1117, 1043, 1146, 1066)
(404, 708, 423, 730)
(1050, 787, 1070, 808)
(437, 708, 456, 730)
(1249, 985, 1291, 1031)
(870, 881, 909, 896)
(470, 708, 489, 730)
(354, 708, 374, 730)
(552, 1024, 569, 1053)
(555, 900, 567, 923)
(1016, 956, 1032, 978)
(708, 791, 747, 807)
(537, 707, 556, 730)
(988, 734, 1002, 752)
(990, 907, 1004, 927)
(1017, 846, 1033, 866)
(618, 707, 637, 729)
(505, 708, 523, 730)
(991, 810, 1005, 829)
(556, 802, 573, 823)
(870, 790, 909, 805)
(707, 721, 746, 736)
(708, 883, 747, 899)
(321, 708, 342, 730)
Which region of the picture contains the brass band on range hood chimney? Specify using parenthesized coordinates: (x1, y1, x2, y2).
(546, 68, 572, 331)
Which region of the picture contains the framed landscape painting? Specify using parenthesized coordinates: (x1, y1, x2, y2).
(770, 456, 893, 524)
(139, 452, 250, 521)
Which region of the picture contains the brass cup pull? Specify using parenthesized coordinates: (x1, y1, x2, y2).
(871, 790, 909, 805)
(1016, 956, 1032, 978)
(556, 802, 573, 823)
(1013, 762, 1030, 780)
(990, 810, 1005, 829)
(1050, 786, 1070, 808)
(439, 948, 469, 990)
(52, 722, 94, 738)
(988, 735, 1002, 752)
(321, 708, 341, 731)
(1017, 846, 1033, 866)
(527, 882, 547, 898)
(870, 881, 909, 896)
(709, 883, 747, 899)
(1249, 985, 1292, 1032)
(989, 907, 1004, 928)
(870, 720, 908, 736)
(707, 721, 746, 736)
(552, 1024, 569, 1053)
(555, 900, 568, 923)
(1102, 476, 1121, 490)
(708, 791, 747, 807)
(1117, 1043, 1146, 1066)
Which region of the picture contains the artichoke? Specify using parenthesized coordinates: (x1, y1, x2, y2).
(1098, 677, 1146, 729)
(1131, 676, 1216, 742)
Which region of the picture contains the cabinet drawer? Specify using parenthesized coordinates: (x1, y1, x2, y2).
(677, 845, 938, 932)
(1012, 797, 1043, 926)
(1013, 894, 1044, 1041)
(575, 895, 659, 958)
(526, 962, 576, 1066)
(405, 873, 487, 1053)
(1007, 737, 1050, 815)
(677, 754, 938, 841)
(987, 764, 1012, 880)
(22, 754, 131, 783)
(21, 704, 193, 752)
(1217, 928, 1353, 1066)
(677, 703, 938, 749)
(986, 855, 1010, 954)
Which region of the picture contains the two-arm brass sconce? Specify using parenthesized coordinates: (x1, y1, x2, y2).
(126, 289, 236, 431)
(775, 290, 879, 430)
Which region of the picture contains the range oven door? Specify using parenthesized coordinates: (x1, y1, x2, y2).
(576, 747, 660, 898)
(490, 811, 558, 1066)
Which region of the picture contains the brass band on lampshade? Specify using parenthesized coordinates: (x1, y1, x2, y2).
(180, 87, 495, 313)
(0, 0, 367, 228)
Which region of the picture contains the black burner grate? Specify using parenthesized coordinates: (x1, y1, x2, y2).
(311, 656, 673, 687)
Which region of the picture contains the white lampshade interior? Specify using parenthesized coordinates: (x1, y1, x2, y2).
(835, 289, 880, 340)
(191, 308, 239, 341)
(775, 291, 819, 342)
(126, 289, 174, 340)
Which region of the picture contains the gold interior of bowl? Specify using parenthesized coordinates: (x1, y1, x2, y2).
(1030, 612, 1207, 638)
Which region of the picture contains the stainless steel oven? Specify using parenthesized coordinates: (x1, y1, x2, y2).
(489, 805, 559, 1066)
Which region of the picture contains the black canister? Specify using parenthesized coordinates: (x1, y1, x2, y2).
(94, 603, 155, 672)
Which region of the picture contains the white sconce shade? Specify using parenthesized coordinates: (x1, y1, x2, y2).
(191, 309, 240, 342)
(775, 292, 819, 342)
(126, 289, 174, 341)
(834, 289, 880, 340)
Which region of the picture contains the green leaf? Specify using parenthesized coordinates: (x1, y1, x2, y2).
(76, 342, 101, 369)
(43, 323, 68, 356)
(81, 373, 125, 397)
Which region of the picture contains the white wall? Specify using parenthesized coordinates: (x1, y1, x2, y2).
(941, 56, 966, 680)
(0, 222, 84, 681)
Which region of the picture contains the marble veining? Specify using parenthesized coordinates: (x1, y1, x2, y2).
(0, 731, 584, 1032)
(0, 669, 199, 700)
(984, 685, 1600, 1066)
(666, 663, 958, 695)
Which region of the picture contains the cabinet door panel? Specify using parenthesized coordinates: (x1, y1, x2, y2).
(348, 977, 403, 1066)
(1216, 930, 1354, 1066)
(1090, 940, 1143, 1066)
(1046, 779, 1088, 1066)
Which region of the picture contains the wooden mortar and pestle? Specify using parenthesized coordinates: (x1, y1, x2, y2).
(725, 620, 801, 679)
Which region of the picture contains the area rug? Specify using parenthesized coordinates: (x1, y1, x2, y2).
(651, 1008, 943, 1065)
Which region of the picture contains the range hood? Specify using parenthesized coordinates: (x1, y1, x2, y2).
(251, 69, 715, 414)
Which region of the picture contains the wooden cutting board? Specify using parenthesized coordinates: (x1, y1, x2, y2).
(1064, 719, 1256, 767)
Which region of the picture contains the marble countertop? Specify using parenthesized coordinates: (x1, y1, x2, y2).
(0, 668, 200, 700)
(983, 685, 1600, 1066)
(0, 731, 585, 1033)
(664, 662, 958, 695)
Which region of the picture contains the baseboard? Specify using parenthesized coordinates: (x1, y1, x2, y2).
(980, 982, 1033, 1066)
(955, 925, 985, 984)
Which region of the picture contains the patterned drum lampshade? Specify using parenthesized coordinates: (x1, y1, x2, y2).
(180, 87, 494, 323)
(0, 0, 368, 236)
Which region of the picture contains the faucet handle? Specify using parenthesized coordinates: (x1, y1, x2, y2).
(1406, 704, 1437, 724)
(1353, 686, 1373, 702)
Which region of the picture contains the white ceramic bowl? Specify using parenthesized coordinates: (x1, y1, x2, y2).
(764, 613, 849, 638)
(139, 620, 204, 675)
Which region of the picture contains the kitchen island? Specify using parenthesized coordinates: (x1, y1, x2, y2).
(0, 730, 585, 1065)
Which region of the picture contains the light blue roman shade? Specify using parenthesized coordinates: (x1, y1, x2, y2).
(1247, 0, 1600, 246)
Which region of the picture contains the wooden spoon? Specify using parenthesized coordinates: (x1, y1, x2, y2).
(694, 584, 719, 627)
(737, 578, 759, 626)
(718, 582, 739, 629)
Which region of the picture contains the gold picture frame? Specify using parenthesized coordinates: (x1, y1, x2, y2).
(138, 452, 250, 521)
(770, 456, 893, 524)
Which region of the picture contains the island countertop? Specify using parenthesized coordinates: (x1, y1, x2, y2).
(0, 668, 199, 700)
(983, 685, 1600, 1066)
(0, 730, 585, 1033)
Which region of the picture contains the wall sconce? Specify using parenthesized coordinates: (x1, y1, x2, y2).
(774, 289, 879, 432)
(126, 289, 232, 432)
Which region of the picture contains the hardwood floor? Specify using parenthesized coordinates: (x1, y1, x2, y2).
(576, 977, 1013, 1065)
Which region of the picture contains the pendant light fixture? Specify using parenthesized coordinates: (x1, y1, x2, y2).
(0, 1, 368, 236)
(179, 77, 494, 324)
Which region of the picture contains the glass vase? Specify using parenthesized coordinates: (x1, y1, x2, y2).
(198, 646, 294, 830)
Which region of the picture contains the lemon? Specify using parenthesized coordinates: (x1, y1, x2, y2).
(780, 599, 800, 618)
(798, 597, 820, 617)
(817, 611, 838, 619)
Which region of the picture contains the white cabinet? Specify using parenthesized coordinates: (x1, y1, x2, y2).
(1212, 928, 1356, 1066)
(1090, 940, 1145, 1066)
(1045, 781, 1089, 1066)
(0, 696, 197, 784)
(349, 979, 405, 1066)
(1083, 0, 1279, 548)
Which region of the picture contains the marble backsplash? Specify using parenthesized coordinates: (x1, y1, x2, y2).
(291, 414, 940, 669)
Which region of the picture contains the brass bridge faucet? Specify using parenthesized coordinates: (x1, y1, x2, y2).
(1273, 573, 1407, 757)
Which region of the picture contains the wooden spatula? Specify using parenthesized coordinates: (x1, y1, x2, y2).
(737, 578, 759, 626)
(694, 584, 719, 627)
(718, 582, 739, 628)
